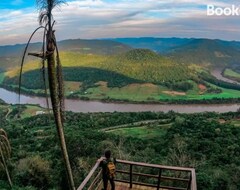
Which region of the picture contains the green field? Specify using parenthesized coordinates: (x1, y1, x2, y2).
(224, 68, 240, 81)
(108, 123, 171, 139)
(230, 119, 240, 127)
(76, 81, 240, 102)
(0, 103, 47, 120)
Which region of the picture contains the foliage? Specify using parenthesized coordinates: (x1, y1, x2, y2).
(1, 110, 240, 189)
(0, 128, 12, 187)
(223, 68, 240, 82)
(4, 49, 191, 84)
(200, 72, 240, 91)
(169, 39, 240, 66)
(4, 67, 142, 90)
(15, 155, 51, 189)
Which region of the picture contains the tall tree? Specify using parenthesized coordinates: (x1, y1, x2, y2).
(19, 1, 75, 189)
(0, 129, 12, 188)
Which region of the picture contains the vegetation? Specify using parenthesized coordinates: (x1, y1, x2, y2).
(200, 72, 240, 91)
(168, 39, 240, 66)
(5, 49, 190, 83)
(3, 73, 240, 104)
(0, 129, 12, 188)
(103, 49, 190, 83)
(4, 67, 143, 90)
(223, 68, 240, 82)
(0, 105, 240, 189)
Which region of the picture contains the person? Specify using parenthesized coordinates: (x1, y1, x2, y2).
(99, 150, 116, 190)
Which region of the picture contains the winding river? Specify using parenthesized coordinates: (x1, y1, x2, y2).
(211, 68, 240, 85)
(0, 88, 239, 113)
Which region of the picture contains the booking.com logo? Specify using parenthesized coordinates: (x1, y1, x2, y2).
(207, 5, 240, 16)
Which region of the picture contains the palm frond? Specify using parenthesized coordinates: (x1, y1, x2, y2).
(37, 0, 66, 13)
(38, 11, 48, 25)
(19, 26, 45, 106)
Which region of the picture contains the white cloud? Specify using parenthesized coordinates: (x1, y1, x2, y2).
(0, 0, 239, 45)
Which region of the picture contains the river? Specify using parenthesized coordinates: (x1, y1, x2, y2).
(211, 68, 240, 85)
(0, 88, 239, 113)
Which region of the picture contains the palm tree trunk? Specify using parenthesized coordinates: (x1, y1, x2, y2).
(47, 32, 75, 190)
(0, 146, 12, 188)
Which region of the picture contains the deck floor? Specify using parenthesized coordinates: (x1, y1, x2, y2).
(115, 182, 155, 190)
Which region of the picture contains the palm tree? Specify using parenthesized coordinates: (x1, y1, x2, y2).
(0, 129, 12, 188)
(19, 1, 75, 189)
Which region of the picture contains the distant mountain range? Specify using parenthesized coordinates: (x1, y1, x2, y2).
(112, 37, 240, 65)
(0, 39, 131, 58)
(0, 37, 240, 72)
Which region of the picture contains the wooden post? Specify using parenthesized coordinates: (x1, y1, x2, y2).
(130, 164, 133, 188)
(157, 169, 162, 190)
(187, 173, 192, 190)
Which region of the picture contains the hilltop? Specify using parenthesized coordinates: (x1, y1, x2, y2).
(102, 49, 190, 83)
(0, 39, 131, 71)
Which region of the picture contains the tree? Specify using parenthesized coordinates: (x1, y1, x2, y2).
(0, 129, 12, 188)
(19, 1, 75, 189)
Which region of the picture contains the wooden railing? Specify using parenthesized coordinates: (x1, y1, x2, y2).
(77, 158, 197, 190)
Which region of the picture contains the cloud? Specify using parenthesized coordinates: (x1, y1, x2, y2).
(0, 0, 239, 45)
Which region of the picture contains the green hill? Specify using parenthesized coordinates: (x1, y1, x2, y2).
(5, 49, 191, 84)
(168, 39, 240, 66)
(102, 49, 190, 83)
(0, 39, 131, 71)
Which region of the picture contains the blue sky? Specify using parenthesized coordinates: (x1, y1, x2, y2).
(0, 0, 239, 45)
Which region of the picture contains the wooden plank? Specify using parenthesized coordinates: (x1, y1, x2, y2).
(116, 159, 194, 172)
(77, 157, 103, 190)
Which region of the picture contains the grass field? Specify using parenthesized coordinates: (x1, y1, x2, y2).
(230, 119, 240, 127)
(108, 123, 171, 139)
(224, 69, 240, 79)
(76, 81, 240, 102)
(0, 104, 47, 119)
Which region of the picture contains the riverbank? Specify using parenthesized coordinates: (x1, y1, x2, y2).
(0, 87, 239, 113)
(2, 83, 240, 105)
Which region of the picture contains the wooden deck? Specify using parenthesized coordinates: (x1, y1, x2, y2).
(116, 182, 156, 190)
(78, 158, 196, 190)
(100, 182, 159, 190)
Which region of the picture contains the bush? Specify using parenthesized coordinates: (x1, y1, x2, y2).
(15, 155, 51, 189)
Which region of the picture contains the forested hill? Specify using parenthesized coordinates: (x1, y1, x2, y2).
(112, 37, 192, 53)
(102, 49, 190, 82)
(1, 37, 240, 72)
(0, 39, 131, 57)
(168, 39, 240, 65)
(0, 39, 131, 71)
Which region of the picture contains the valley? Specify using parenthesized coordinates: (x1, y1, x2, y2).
(0, 38, 240, 105)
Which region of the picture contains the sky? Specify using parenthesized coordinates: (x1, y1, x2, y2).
(0, 0, 240, 45)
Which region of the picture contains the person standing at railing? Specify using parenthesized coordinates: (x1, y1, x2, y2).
(98, 150, 116, 190)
